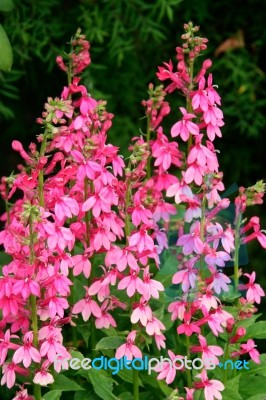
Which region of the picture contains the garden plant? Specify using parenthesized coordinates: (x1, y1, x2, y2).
(0, 22, 266, 400)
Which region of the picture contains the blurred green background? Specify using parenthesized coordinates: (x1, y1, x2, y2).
(0, 0, 265, 333)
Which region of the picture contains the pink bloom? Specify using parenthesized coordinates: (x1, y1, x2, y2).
(71, 254, 91, 278)
(115, 331, 142, 360)
(95, 301, 117, 329)
(140, 267, 164, 300)
(168, 300, 186, 321)
(191, 334, 223, 364)
(129, 227, 155, 253)
(208, 266, 231, 294)
(177, 311, 200, 336)
(155, 350, 180, 384)
(171, 107, 199, 141)
(194, 369, 224, 400)
(54, 196, 79, 221)
(12, 278, 40, 300)
(192, 77, 209, 111)
(1, 362, 29, 389)
(146, 316, 166, 336)
(177, 221, 204, 255)
(12, 332, 41, 368)
(239, 272, 265, 304)
(33, 361, 54, 386)
(0, 330, 19, 365)
(118, 270, 145, 297)
(239, 339, 260, 364)
(73, 289, 101, 321)
(131, 299, 153, 326)
(40, 337, 70, 363)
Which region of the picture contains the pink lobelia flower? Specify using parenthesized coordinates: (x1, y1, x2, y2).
(239, 272, 265, 304)
(190, 334, 223, 365)
(72, 287, 101, 321)
(12, 331, 41, 368)
(33, 360, 54, 386)
(171, 107, 199, 141)
(95, 300, 117, 329)
(155, 350, 181, 385)
(131, 298, 153, 326)
(194, 369, 224, 400)
(236, 339, 260, 364)
(177, 311, 200, 336)
(115, 330, 142, 360)
(118, 269, 145, 297)
(1, 362, 29, 389)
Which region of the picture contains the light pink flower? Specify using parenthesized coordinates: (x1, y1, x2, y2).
(194, 369, 224, 400)
(115, 331, 142, 360)
(12, 331, 41, 368)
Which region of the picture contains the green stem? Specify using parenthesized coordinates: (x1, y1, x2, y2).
(69, 268, 78, 348)
(199, 195, 206, 277)
(222, 335, 230, 384)
(84, 178, 90, 246)
(133, 369, 139, 400)
(234, 212, 242, 303)
(185, 335, 192, 388)
(29, 215, 42, 400)
(125, 161, 132, 240)
(187, 59, 194, 153)
(38, 131, 48, 208)
(146, 116, 152, 180)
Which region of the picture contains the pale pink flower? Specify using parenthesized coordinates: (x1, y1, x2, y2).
(131, 299, 153, 326)
(13, 332, 41, 368)
(40, 336, 70, 363)
(118, 270, 145, 297)
(33, 361, 54, 386)
(176, 221, 204, 255)
(155, 350, 180, 384)
(95, 301, 117, 329)
(1, 362, 29, 389)
(146, 316, 166, 336)
(140, 267, 164, 300)
(73, 293, 101, 321)
(239, 272, 265, 304)
(115, 331, 142, 360)
(128, 227, 155, 253)
(194, 369, 224, 400)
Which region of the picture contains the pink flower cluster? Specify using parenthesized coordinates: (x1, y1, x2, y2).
(0, 23, 265, 400)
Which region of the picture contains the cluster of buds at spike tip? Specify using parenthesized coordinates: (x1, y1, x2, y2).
(180, 22, 208, 60)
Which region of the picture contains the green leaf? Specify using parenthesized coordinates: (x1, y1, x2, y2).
(95, 336, 124, 350)
(53, 374, 85, 391)
(117, 368, 143, 386)
(245, 321, 266, 340)
(0, 0, 14, 12)
(0, 25, 13, 71)
(88, 369, 117, 400)
(117, 393, 133, 400)
(221, 388, 242, 400)
(77, 323, 90, 347)
(239, 376, 266, 398)
(43, 391, 62, 400)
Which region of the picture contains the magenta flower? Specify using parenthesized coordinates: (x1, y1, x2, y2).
(177, 311, 200, 336)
